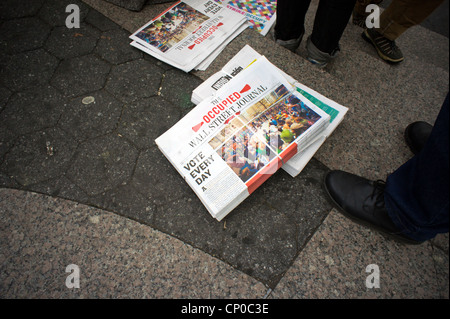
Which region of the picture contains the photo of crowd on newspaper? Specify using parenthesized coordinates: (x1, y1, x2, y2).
(239, 86, 323, 154)
(134, 2, 209, 52)
(213, 126, 274, 183)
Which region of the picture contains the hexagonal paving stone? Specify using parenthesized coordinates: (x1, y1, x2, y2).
(0, 0, 45, 20)
(0, 49, 59, 91)
(0, 85, 67, 135)
(105, 59, 163, 103)
(130, 146, 193, 206)
(95, 29, 142, 65)
(0, 86, 12, 113)
(45, 25, 100, 59)
(66, 134, 139, 196)
(160, 69, 203, 111)
(0, 127, 77, 186)
(58, 90, 123, 143)
(50, 54, 111, 97)
(118, 96, 181, 149)
(0, 17, 51, 54)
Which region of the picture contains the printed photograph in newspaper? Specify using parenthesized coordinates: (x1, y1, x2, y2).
(134, 2, 209, 52)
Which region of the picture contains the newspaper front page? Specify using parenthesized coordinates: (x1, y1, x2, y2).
(129, 0, 248, 72)
(191, 45, 349, 177)
(156, 57, 330, 220)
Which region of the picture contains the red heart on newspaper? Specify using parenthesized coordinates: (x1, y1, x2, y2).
(192, 122, 204, 132)
(217, 22, 224, 27)
(188, 44, 195, 50)
(236, 111, 241, 115)
(240, 84, 251, 93)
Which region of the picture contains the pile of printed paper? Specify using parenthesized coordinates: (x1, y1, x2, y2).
(129, 0, 249, 72)
(155, 45, 348, 221)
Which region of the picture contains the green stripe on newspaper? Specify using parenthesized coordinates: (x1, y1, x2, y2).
(296, 87, 339, 122)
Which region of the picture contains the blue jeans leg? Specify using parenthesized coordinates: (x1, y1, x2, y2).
(384, 93, 449, 241)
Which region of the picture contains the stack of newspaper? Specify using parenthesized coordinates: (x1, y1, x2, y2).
(156, 45, 348, 221)
(129, 0, 249, 72)
(212, 0, 277, 36)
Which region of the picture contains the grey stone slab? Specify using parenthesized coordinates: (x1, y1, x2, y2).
(0, 127, 77, 187)
(118, 96, 181, 149)
(0, 0, 45, 20)
(270, 210, 449, 298)
(0, 189, 268, 298)
(45, 24, 101, 59)
(50, 54, 111, 97)
(0, 17, 51, 54)
(95, 28, 143, 64)
(104, 59, 164, 103)
(58, 90, 123, 143)
(0, 85, 67, 135)
(0, 49, 59, 91)
(66, 134, 139, 196)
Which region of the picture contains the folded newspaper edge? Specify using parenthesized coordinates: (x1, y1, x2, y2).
(191, 45, 349, 177)
(129, 0, 248, 72)
(156, 56, 331, 221)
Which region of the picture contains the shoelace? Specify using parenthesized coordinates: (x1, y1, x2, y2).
(371, 180, 387, 210)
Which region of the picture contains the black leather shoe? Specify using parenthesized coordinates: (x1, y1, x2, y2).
(324, 170, 422, 245)
(404, 121, 432, 155)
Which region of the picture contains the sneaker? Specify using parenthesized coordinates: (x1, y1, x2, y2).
(306, 36, 339, 68)
(273, 31, 304, 52)
(362, 28, 404, 63)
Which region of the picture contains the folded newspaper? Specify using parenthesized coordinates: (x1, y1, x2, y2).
(129, 0, 248, 72)
(192, 45, 349, 177)
(212, 0, 277, 36)
(156, 56, 332, 221)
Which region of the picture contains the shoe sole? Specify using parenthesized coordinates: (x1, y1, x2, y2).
(321, 173, 423, 245)
(362, 29, 405, 64)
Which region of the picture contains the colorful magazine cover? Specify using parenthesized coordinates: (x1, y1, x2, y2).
(214, 0, 277, 36)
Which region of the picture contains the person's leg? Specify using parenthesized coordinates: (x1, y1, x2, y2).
(362, 0, 444, 63)
(384, 94, 449, 242)
(378, 0, 444, 41)
(274, 0, 312, 51)
(324, 94, 449, 244)
(306, 0, 356, 66)
(274, 0, 312, 41)
(310, 0, 356, 54)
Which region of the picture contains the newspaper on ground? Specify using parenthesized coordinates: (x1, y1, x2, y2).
(192, 45, 349, 177)
(213, 0, 277, 36)
(129, 0, 248, 72)
(156, 56, 331, 221)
